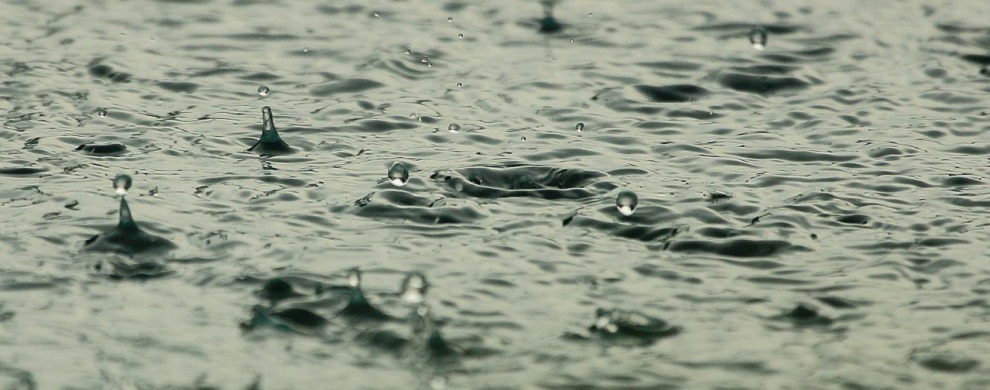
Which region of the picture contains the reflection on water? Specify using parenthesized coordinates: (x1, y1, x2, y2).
(2, 0, 990, 388)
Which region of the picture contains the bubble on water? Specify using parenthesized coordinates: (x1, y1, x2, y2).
(616, 190, 638, 216)
(448, 123, 461, 133)
(347, 268, 362, 288)
(401, 272, 429, 304)
(257, 86, 270, 97)
(576, 122, 585, 132)
(427, 62, 433, 68)
(749, 27, 768, 50)
(521, 136, 527, 142)
(113, 174, 132, 196)
(97, 108, 107, 118)
(458, 33, 464, 39)
(446, 17, 453, 23)
(387, 162, 410, 187)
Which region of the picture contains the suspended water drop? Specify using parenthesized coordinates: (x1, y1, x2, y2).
(616, 190, 638, 216)
(448, 123, 461, 133)
(97, 108, 107, 118)
(749, 27, 768, 50)
(446, 17, 453, 23)
(257, 86, 270, 97)
(401, 272, 429, 304)
(113, 174, 132, 196)
(458, 33, 464, 39)
(387, 162, 410, 187)
(347, 268, 362, 288)
(576, 122, 585, 132)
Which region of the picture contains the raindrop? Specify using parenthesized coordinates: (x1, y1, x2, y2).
(616, 190, 638, 216)
(521, 136, 527, 142)
(456, 82, 463, 87)
(421, 57, 429, 63)
(113, 174, 132, 196)
(401, 272, 429, 304)
(404, 48, 411, 55)
(446, 17, 453, 23)
(448, 123, 461, 133)
(749, 27, 768, 50)
(569, 38, 575, 43)
(373, 12, 380, 18)
(257, 86, 270, 97)
(347, 268, 362, 288)
(387, 162, 410, 187)
(575, 122, 585, 132)
(458, 33, 464, 39)
(427, 63, 433, 68)
(97, 108, 107, 118)
(588, 13, 593, 17)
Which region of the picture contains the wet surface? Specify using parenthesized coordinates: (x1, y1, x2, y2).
(2, 0, 990, 388)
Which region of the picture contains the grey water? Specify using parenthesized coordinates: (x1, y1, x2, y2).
(2, 0, 990, 388)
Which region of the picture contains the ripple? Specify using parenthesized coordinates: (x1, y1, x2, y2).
(431, 165, 616, 200)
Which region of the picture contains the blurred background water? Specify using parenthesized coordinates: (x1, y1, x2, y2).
(2, 0, 990, 388)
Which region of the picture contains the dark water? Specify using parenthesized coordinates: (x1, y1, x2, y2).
(2, 0, 990, 388)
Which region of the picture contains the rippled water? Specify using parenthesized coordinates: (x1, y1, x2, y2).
(3, 0, 990, 388)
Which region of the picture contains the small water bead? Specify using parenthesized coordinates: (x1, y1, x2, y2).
(373, 12, 380, 18)
(749, 27, 768, 50)
(575, 122, 584, 132)
(387, 162, 410, 187)
(404, 48, 411, 55)
(446, 17, 453, 23)
(347, 268, 362, 288)
(113, 174, 132, 196)
(257, 86, 269, 97)
(616, 190, 638, 216)
(421, 57, 429, 63)
(458, 33, 464, 39)
(448, 123, 461, 133)
(456, 82, 463, 87)
(97, 108, 107, 118)
(401, 272, 429, 304)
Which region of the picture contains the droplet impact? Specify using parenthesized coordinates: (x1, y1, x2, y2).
(347, 268, 362, 288)
(257, 86, 270, 97)
(97, 108, 108, 118)
(387, 162, 410, 187)
(113, 174, 132, 196)
(616, 190, 638, 216)
(448, 123, 461, 133)
(401, 272, 429, 304)
(576, 122, 585, 132)
(749, 27, 768, 50)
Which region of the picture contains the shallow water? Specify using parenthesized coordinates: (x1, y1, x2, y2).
(2, 0, 990, 388)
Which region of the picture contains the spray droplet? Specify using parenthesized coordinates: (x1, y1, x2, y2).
(387, 162, 410, 187)
(257, 86, 270, 97)
(401, 272, 429, 304)
(113, 174, 132, 196)
(373, 12, 380, 18)
(347, 268, 362, 288)
(446, 17, 453, 23)
(616, 190, 638, 216)
(458, 33, 464, 39)
(97, 108, 108, 118)
(448, 123, 461, 133)
(749, 27, 768, 50)
(576, 122, 585, 132)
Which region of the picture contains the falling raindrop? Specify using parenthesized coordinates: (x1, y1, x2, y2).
(749, 27, 768, 50)
(257, 86, 270, 97)
(113, 174, 132, 196)
(347, 268, 362, 288)
(401, 272, 429, 304)
(616, 190, 638, 216)
(576, 122, 585, 132)
(448, 123, 461, 133)
(387, 162, 410, 187)
(97, 108, 108, 118)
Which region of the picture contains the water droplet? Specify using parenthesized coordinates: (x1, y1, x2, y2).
(456, 82, 463, 87)
(575, 122, 585, 132)
(749, 27, 768, 51)
(97, 108, 107, 118)
(262, 106, 275, 133)
(427, 63, 433, 68)
(521, 136, 527, 142)
(588, 13, 593, 17)
(446, 17, 453, 23)
(257, 86, 270, 97)
(373, 12, 380, 18)
(302, 48, 309, 53)
(347, 268, 362, 288)
(421, 57, 429, 63)
(569, 38, 575, 43)
(387, 162, 410, 187)
(616, 190, 638, 216)
(404, 48, 411, 55)
(458, 33, 464, 39)
(448, 123, 461, 133)
(113, 174, 132, 196)
(401, 272, 429, 304)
